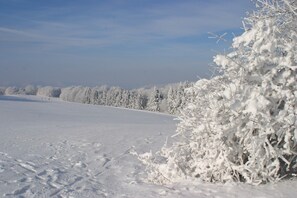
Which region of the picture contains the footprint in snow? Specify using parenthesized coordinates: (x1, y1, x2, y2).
(4, 185, 31, 196)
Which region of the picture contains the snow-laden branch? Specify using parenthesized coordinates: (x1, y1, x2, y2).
(140, 0, 297, 185)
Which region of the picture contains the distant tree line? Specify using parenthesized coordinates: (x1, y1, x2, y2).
(0, 82, 193, 115)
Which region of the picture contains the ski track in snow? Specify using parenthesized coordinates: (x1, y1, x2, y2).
(0, 95, 297, 198)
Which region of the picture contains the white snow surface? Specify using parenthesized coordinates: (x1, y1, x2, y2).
(0, 95, 296, 198)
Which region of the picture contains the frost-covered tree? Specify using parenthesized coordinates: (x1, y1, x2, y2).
(0, 87, 6, 95)
(167, 82, 193, 114)
(120, 89, 129, 107)
(146, 87, 163, 112)
(5, 86, 19, 95)
(60, 86, 91, 103)
(167, 87, 176, 114)
(24, 85, 37, 95)
(37, 86, 61, 98)
(139, 0, 297, 185)
(93, 85, 108, 105)
(134, 92, 148, 110)
(88, 88, 99, 105)
(106, 87, 122, 106)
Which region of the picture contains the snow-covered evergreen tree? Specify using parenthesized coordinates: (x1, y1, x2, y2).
(97, 85, 108, 105)
(176, 82, 191, 112)
(167, 87, 176, 114)
(133, 91, 148, 110)
(146, 87, 163, 112)
(167, 82, 193, 114)
(139, 0, 297, 185)
(121, 89, 130, 108)
(89, 88, 99, 105)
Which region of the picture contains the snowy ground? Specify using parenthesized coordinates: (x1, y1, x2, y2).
(0, 95, 296, 198)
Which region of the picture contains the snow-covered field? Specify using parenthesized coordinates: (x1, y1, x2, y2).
(0, 95, 296, 198)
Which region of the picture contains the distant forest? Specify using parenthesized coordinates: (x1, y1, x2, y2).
(0, 82, 193, 115)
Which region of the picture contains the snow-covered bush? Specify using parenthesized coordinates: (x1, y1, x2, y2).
(60, 86, 91, 103)
(23, 85, 38, 95)
(0, 87, 6, 95)
(140, 0, 297, 185)
(18, 85, 38, 95)
(37, 86, 61, 98)
(5, 86, 19, 95)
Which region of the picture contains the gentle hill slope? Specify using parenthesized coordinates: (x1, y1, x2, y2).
(0, 95, 296, 197)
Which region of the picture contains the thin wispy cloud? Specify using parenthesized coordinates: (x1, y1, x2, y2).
(0, 0, 254, 88)
(0, 0, 253, 49)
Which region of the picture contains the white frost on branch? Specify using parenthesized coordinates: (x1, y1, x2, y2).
(139, 0, 297, 185)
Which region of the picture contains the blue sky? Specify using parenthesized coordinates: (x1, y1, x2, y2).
(0, 0, 254, 89)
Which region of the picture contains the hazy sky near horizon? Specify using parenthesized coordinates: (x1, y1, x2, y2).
(0, 0, 254, 89)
